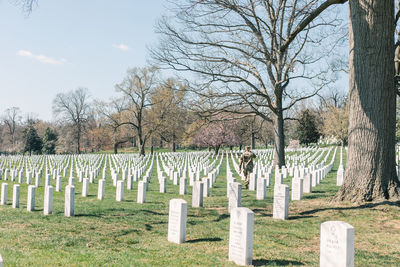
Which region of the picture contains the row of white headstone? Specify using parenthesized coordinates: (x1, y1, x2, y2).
(167, 198, 354, 267)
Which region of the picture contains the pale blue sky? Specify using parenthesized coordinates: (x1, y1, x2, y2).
(0, 0, 167, 121)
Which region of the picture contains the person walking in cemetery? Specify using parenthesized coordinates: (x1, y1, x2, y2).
(239, 146, 256, 189)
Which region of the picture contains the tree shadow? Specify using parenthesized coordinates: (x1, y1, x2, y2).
(288, 215, 315, 220)
(214, 213, 229, 222)
(186, 237, 222, 243)
(298, 200, 400, 217)
(253, 259, 305, 266)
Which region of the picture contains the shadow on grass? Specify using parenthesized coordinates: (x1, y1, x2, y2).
(289, 215, 315, 220)
(186, 237, 222, 243)
(253, 259, 305, 266)
(299, 200, 400, 216)
(214, 214, 229, 222)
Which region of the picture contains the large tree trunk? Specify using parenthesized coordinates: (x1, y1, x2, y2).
(336, 0, 400, 202)
(172, 134, 176, 152)
(77, 129, 81, 154)
(273, 110, 285, 168)
(138, 129, 145, 156)
(113, 143, 118, 154)
(251, 130, 255, 149)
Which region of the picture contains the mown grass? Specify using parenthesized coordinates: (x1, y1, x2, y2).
(0, 148, 399, 266)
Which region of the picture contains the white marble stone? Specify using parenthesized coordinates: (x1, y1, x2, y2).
(56, 175, 62, 192)
(303, 173, 312, 193)
(320, 221, 354, 267)
(160, 176, 166, 193)
(44, 185, 53, 215)
(228, 182, 241, 213)
(65, 185, 75, 217)
(12, 184, 19, 208)
(82, 178, 89, 197)
(98, 179, 105, 200)
(249, 173, 257, 191)
(256, 178, 266, 200)
(202, 178, 210, 197)
(0, 183, 7, 205)
(116, 180, 124, 201)
(27, 185, 36, 212)
(179, 178, 186, 195)
(192, 181, 203, 207)
(273, 184, 289, 220)
(167, 198, 187, 244)
(337, 165, 344, 186)
(291, 178, 303, 201)
(229, 207, 254, 266)
(127, 174, 133, 190)
(137, 181, 146, 203)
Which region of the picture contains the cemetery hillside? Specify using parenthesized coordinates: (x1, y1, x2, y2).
(1, 0, 400, 266)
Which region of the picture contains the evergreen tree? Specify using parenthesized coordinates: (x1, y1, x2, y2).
(297, 109, 320, 145)
(23, 126, 43, 155)
(42, 127, 58, 154)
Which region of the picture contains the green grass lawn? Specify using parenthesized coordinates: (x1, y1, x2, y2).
(0, 149, 399, 266)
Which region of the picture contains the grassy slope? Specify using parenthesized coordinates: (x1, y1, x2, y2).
(0, 149, 399, 266)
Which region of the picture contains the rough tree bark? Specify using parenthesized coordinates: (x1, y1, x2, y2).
(336, 0, 400, 202)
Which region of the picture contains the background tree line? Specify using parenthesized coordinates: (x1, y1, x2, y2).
(0, 74, 349, 155)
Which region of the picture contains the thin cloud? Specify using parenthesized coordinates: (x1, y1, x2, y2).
(112, 43, 129, 51)
(16, 50, 66, 65)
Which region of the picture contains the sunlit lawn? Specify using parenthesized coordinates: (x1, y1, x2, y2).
(0, 148, 399, 266)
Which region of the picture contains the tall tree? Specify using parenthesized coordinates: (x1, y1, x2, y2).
(23, 126, 42, 156)
(113, 67, 159, 156)
(296, 109, 320, 145)
(152, 0, 347, 167)
(151, 78, 187, 152)
(322, 103, 348, 145)
(53, 88, 91, 154)
(42, 127, 58, 154)
(2, 107, 21, 152)
(336, 0, 400, 202)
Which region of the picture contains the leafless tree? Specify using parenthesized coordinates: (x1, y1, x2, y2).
(10, 0, 38, 14)
(53, 88, 91, 154)
(96, 98, 134, 154)
(151, 0, 347, 167)
(3, 107, 21, 149)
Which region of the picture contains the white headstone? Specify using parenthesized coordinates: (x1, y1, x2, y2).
(82, 178, 89, 197)
(167, 198, 187, 244)
(0, 183, 7, 205)
(256, 178, 266, 200)
(273, 184, 289, 220)
(179, 178, 186, 195)
(192, 181, 203, 208)
(127, 174, 133, 190)
(44, 185, 53, 215)
(56, 175, 62, 192)
(27, 185, 36, 212)
(35, 174, 40, 187)
(12, 184, 19, 208)
(65, 185, 75, 217)
(228, 182, 241, 213)
(303, 173, 312, 193)
(320, 221, 354, 267)
(98, 179, 105, 200)
(291, 178, 303, 201)
(249, 173, 257, 191)
(202, 178, 210, 197)
(116, 180, 124, 201)
(137, 181, 146, 204)
(160, 176, 166, 193)
(229, 207, 254, 266)
(337, 165, 344, 186)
